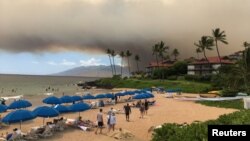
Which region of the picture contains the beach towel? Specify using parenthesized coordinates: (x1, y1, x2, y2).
(1, 95, 23, 100)
(78, 125, 89, 131)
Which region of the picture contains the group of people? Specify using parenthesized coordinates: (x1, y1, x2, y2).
(94, 99, 150, 134)
(95, 108, 117, 134)
(136, 100, 149, 118)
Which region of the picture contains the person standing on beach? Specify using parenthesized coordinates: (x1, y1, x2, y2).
(144, 99, 149, 115)
(124, 103, 131, 121)
(109, 113, 116, 131)
(139, 103, 145, 118)
(95, 109, 104, 134)
(107, 107, 113, 132)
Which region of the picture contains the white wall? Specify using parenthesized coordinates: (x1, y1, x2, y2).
(187, 65, 195, 70)
(212, 64, 221, 69)
(187, 71, 195, 75)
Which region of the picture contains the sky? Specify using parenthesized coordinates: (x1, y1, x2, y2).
(0, 51, 121, 75)
(0, 0, 250, 74)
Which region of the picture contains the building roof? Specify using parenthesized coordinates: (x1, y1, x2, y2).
(146, 60, 174, 68)
(190, 57, 234, 65)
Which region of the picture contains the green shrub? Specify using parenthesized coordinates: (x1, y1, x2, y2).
(152, 110, 250, 141)
(221, 88, 238, 97)
(184, 75, 213, 82)
(167, 75, 177, 80)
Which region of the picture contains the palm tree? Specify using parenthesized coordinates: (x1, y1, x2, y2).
(196, 48, 202, 59)
(194, 36, 214, 64)
(172, 48, 179, 60)
(135, 54, 140, 73)
(158, 41, 169, 62)
(158, 41, 169, 80)
(243, 42, 250, 70)
(212, 28, 228, 65)
(126, 50, 132, 76)
(110, 50, 116, 75)
(152, 44, 160, 68)
(106, 49, 114, 75)
(119, 51, 125, 77)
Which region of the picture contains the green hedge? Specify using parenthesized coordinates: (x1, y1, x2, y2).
(184, 75, 213, 82)
(152, 110, 250, 141)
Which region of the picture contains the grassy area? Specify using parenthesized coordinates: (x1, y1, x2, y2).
(196, 100, 244, 110)
(152, 110, 250, 141)
(95, 78, 212, 93)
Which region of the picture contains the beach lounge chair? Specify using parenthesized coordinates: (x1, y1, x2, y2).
(105, 100, 115, 105)
(37, 126, 53, 138)
(7, 133, 22, 141)
(78, 125, 91, 131)
(22, 128, 39, 141)
(55, 120, 67, 131)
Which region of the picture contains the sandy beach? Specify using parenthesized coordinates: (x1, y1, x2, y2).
(0, 89, 237, 141)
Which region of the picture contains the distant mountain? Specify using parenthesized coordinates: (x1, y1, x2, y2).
(54, 65, 129, 77)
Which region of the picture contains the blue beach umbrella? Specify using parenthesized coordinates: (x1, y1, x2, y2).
(54, 104, 70, 113)
(8, 100, 32, 109)
(105, 93, 114, 99)
(0, 104, 7, 113)
(33, 106, 60, 125)
(43, 96, 62, 105)
(95, 94, 106, 99)
(133, 94, 147, 100)
(125, 91, 136, 95)
(71, 95, 83, 102)
(115, 93, 126, 97)
(2, 109, 36, 129)
(69, 102, 91, 116)
(60, 95, 73, 103)
(144, 93, 154, 98)
(82, 94, 96, 100)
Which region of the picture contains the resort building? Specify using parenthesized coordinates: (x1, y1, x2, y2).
(187, 57, 234, 75)
(146, 60, 175, 75)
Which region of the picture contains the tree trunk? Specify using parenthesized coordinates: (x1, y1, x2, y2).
(215, 40, 222, 65)
(136, 61, 139, 73)
(197, 53, 200, 59)
(203, 50, 211, 74)
(127, 57, 131, 76)
(120, 58, 123, 77)
(112, 57, 116, 75)
(161, 57, 165, 80)
(109, 55, 114, 76)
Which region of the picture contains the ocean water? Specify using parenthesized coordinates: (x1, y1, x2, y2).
(0, 74, 99, 96)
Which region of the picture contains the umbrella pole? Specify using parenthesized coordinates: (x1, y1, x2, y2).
(79, 112, 80, 117)
(20, 121, 22, 129)
(43, 118, 45, 125)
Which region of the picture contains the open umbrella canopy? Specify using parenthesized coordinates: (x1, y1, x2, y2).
(8, 100, 32, 109)
(71, 95, 83, 102)
(43, 96, 62, 105)
(82, 94, 96, 100)
(54, 104, 70, 113)
(2, 109, 36, 124)
(125, 91, 135, 95)
(144, 93, 154, 98)
(60, 95, 73, 103)
(115, 93, 126, 97)
(0, 104, 8, 113)
(105, 93, 114, 99)
(33, 106, 59, 118)
(69, 102, 91, 112)
(133, 94, 148, 100)
(95, 94, 106, 99)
